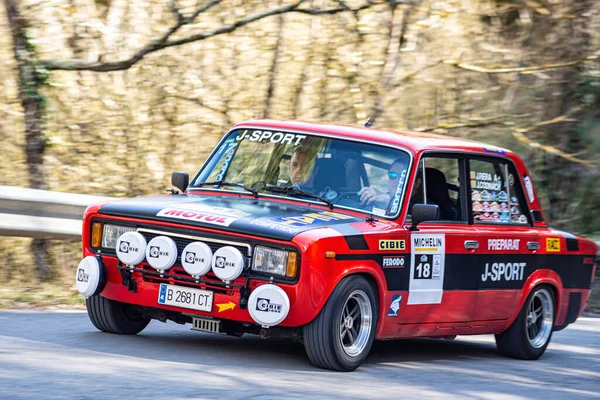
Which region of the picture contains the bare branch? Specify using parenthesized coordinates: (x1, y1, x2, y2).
(41, 1, 397, 72)
(445, 49, 600, 74)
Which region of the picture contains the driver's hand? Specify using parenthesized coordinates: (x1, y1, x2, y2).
(359, 187, 390, 205)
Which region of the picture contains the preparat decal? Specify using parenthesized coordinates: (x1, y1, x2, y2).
(236, 129, 306, 145)
(481, 262, 526, 282)
(157, 208, 238, 227)
(379, 240, 406, 251)
(488, 239, 520, 251)
(382, 256, 405, 268)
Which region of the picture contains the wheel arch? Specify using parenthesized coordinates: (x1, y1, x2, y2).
(504, 269, 563, 331)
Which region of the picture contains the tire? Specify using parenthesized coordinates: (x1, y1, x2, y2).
(303, 275, 378, 371)
(86, 295, 150, 335)
(495, 285, 555, 360)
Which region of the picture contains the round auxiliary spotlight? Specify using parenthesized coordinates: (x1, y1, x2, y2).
(248, 284, 290, 327)
(211, 246, 244, 282)
(181, 241, 213, 278)
(75, 256, 106, 298)
(116, 231, 147, 266)
(145, 236, 178, 272)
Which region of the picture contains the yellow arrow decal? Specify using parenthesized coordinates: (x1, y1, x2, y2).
(216, 301, 236, 312)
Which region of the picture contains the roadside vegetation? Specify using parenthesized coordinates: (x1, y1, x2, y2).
(0, 0, 599, 309)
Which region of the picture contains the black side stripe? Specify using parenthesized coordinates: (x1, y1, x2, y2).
(330, 224, 369, 250)
(566, 238, 579, 252)
(334, 253, 594, 291)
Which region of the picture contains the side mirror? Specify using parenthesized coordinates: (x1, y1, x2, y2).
(171, 171, 189, 193)
(409, 204, 439, 231)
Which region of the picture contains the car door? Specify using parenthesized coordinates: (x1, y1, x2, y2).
(399, 154, 480, 324)
(468, 156, 541, 321)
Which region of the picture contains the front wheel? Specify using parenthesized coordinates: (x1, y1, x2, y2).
(86, 295, 150, 335)
(495, 285, 555, 360)
(303, 275, 378, 371)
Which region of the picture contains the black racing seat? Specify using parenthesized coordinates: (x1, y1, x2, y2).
(313, 157, 347, 192)
(425, 167, 456, 220)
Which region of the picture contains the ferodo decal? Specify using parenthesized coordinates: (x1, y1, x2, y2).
(236, 129, 306, 145)
(408, 234, 445, 305)
(481, 262, 526, 282)
(379, 240, 406, 251)
(488, 239, 520, 251)
(382, 256, 405, 268)
(546, 238, 561, 253)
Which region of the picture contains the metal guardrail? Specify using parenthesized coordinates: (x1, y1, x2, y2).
(0, 186, 115, 239)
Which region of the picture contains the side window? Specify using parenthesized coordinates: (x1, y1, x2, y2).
(408, 156, 465, 222)
(469, 159, 529, 225)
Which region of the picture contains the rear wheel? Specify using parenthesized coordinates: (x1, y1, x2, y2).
(495, 286, 555, 359)
(303, 275, 378, 371)
(86, 295, 150, 335)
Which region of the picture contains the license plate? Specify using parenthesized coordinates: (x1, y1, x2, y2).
(157, 283, 213, 312)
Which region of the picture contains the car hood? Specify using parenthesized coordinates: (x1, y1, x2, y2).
(98, 194, 362, 241)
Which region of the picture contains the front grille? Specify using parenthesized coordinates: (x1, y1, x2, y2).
(135, 227, 251, 290)
(138, 228, 251, 267)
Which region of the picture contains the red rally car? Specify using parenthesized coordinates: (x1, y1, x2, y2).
(76, 120, 597, 371)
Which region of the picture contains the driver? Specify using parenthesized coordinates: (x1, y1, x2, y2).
(289, 148, 317, 190)
(358, 159, 407, 211)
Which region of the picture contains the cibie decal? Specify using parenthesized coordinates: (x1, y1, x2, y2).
(488, 239, 520, 251)
(236, 129, 306, 145)
(546, 238, 561, 252)
(481, 262, 526, 282)
(408, 234, 445, 305)
(388, 294, 402, 317)
(382, 256, 405, 268)
(379, 240, 406, 251)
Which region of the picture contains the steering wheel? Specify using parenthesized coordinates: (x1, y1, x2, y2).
(321, 188, 363, 208)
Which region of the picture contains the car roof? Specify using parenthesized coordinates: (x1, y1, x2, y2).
(232, 119, 514, 157)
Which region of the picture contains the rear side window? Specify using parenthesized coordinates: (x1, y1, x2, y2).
(469, 159, 530, 225)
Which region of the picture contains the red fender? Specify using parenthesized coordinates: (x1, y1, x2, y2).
(503, 269, 563, 331)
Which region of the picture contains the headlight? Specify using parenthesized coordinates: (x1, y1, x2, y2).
(101, 224, 136, 249)
(252, 246, 298, 278)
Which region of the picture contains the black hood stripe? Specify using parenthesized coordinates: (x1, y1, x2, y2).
(330, 223, 369, 250)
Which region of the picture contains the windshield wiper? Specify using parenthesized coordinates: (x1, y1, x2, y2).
(196, 180, 258, 198)
(264, 186, 333, 210)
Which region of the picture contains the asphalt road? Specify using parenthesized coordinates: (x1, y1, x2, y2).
(0, 311, 598, 399)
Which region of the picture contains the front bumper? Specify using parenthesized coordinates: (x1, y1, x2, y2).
(90, 252, 299, 327)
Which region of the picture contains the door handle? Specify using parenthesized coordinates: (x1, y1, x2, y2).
(464, 240, 479, 250)
(527, 242, 540, 251)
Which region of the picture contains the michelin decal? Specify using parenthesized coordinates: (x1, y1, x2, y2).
(408, 234, 445, 305)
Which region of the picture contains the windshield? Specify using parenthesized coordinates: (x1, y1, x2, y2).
(192, 129, 411, 217)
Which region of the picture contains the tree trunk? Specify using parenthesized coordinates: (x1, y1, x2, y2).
(4, 0, 52, 280)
